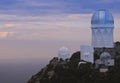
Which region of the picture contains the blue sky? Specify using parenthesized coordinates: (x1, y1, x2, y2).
(0, 0, 119, 15)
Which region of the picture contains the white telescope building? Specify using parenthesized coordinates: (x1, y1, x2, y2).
(91, 9, 114, 48)
(80, 45, 94, 64)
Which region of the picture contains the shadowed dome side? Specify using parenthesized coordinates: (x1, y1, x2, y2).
(91, 9, 114, 28)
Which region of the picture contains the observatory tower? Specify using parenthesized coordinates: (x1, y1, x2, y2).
(91, 9, 114, 48)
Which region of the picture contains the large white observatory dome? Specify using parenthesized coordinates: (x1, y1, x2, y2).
(91, 9, 114, 28)
(58, 47, 70, 60)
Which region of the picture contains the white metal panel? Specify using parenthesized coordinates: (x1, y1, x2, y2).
(80, 45, 94, 63)
(92, 29, 114, 48)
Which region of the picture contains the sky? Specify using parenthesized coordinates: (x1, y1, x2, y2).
(0, 0, 120, 83)
(0, 0, 120, 61)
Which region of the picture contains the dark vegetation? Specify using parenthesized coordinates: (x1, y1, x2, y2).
(27, 42, 120, 83)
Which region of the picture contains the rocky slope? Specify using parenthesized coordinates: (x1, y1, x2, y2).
(27, 42, 120, 83)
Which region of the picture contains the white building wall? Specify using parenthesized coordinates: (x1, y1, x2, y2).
(80, 45, 94, 63)
(92, 28, 114, 48)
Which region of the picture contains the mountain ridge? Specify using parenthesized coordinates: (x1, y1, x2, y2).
(27, 41, 120, 83)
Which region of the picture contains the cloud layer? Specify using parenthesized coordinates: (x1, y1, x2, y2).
(0, 0, 119, 15)
(0, 0, 119, 41)
(0, 13, 92, 41)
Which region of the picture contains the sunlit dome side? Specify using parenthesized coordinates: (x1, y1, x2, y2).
(58, 46, 70, 60)
(91, 9, 114, 28)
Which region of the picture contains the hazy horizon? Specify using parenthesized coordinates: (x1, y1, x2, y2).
(0, 0, 120, 83)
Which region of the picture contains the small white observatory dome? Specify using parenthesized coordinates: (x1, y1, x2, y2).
(58, 47, 70, 60)
(91, 9, 114, 28)
(100, 52, 114, 67)
(100, 52, 111, 61)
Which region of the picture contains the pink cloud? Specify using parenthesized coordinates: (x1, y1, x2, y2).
(0, 32, 14, 39)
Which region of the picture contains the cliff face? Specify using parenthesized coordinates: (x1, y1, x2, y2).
(27, 42, 120, 83)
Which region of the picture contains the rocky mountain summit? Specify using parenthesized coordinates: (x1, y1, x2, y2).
(27, 42, 120, 83)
